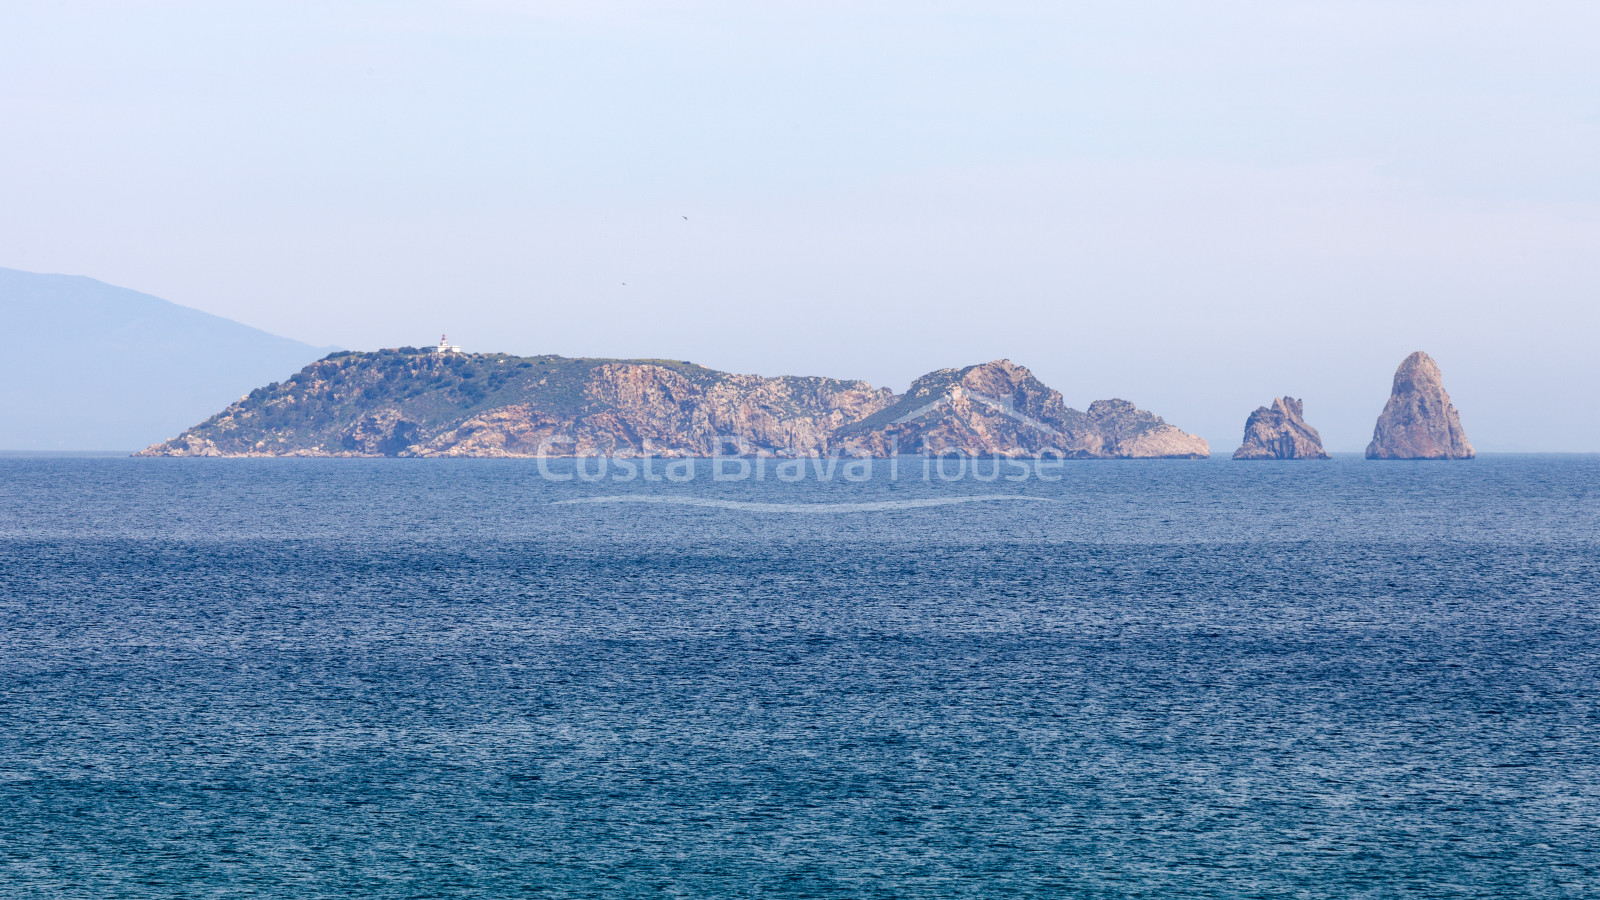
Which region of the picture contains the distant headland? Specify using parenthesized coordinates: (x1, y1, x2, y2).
(136, 343, 1209, 459)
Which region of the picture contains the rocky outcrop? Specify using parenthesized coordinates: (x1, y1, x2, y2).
(412, 364, 895, 458)
(136, 351, 1209, 459)
(145, 434, 225, 457)
(1082, 399, 1211, 459)
(339, 409, 421, 456)
(1233, 397, 1330, 460)
(834, 360, 1209, 458)
(1366, 352, 1474, 460)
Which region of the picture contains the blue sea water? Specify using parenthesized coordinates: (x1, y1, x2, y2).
(1, 455, 1597, 898)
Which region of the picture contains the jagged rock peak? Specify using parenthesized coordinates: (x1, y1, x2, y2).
(1366, 351, 1474, 460)
(831, 359, 1208, 458)
(1233, 396, 1330, 460)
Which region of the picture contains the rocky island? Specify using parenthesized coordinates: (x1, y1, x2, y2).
(1232, 397, 1329, 460)
(1366, 351, 1474, 460)
(833, 360, 1208, 459)
(136, 351, 1209, 459)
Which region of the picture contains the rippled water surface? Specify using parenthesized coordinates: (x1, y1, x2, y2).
(2, 456, 1598, 898)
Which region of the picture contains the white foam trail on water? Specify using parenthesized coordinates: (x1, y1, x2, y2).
(549, 495, 1053, 514)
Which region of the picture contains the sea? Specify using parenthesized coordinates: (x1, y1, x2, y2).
(1, 455, 1597, 898)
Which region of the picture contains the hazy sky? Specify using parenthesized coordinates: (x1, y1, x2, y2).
(4, 1, 1597, 450)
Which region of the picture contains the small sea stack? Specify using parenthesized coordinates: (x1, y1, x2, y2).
(1233, 397, 1330, 460)
(1366, 351, 1474, 460)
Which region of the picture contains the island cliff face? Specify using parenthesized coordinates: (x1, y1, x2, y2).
(835, 360, 1208, 458)
(135, 351, 1209, 459)
(1366, 351, 1474, 460)
(414, 363, 894, 458)
(1232, 397, 1329, 460)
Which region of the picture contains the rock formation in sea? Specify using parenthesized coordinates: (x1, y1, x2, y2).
(135, 351, 1209, 459)
(1232, 397, 1330, 460)
(1366, 351, 1475, 460)
(834, 360, 1208, 458)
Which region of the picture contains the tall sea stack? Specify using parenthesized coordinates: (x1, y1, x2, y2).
(1366, 351, 1474, 460)
(1233, 397, 1329, 460)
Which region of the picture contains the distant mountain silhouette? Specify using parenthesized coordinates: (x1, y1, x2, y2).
(0, 267, 335, 450)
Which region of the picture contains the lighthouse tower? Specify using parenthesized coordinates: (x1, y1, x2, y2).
(435, 333, 462, 354)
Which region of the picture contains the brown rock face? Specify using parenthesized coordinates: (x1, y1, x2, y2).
(1233, 397, 1330, 460)
(1366, 352, 1474, 460)
(339, 409, 421, 456)
(835, 360, 1209, 458)
(413, 364, 895, 458)
(1082, 399, 1211, 459)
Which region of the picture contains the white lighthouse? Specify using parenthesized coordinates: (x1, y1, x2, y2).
(435, 333, 462, 354)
